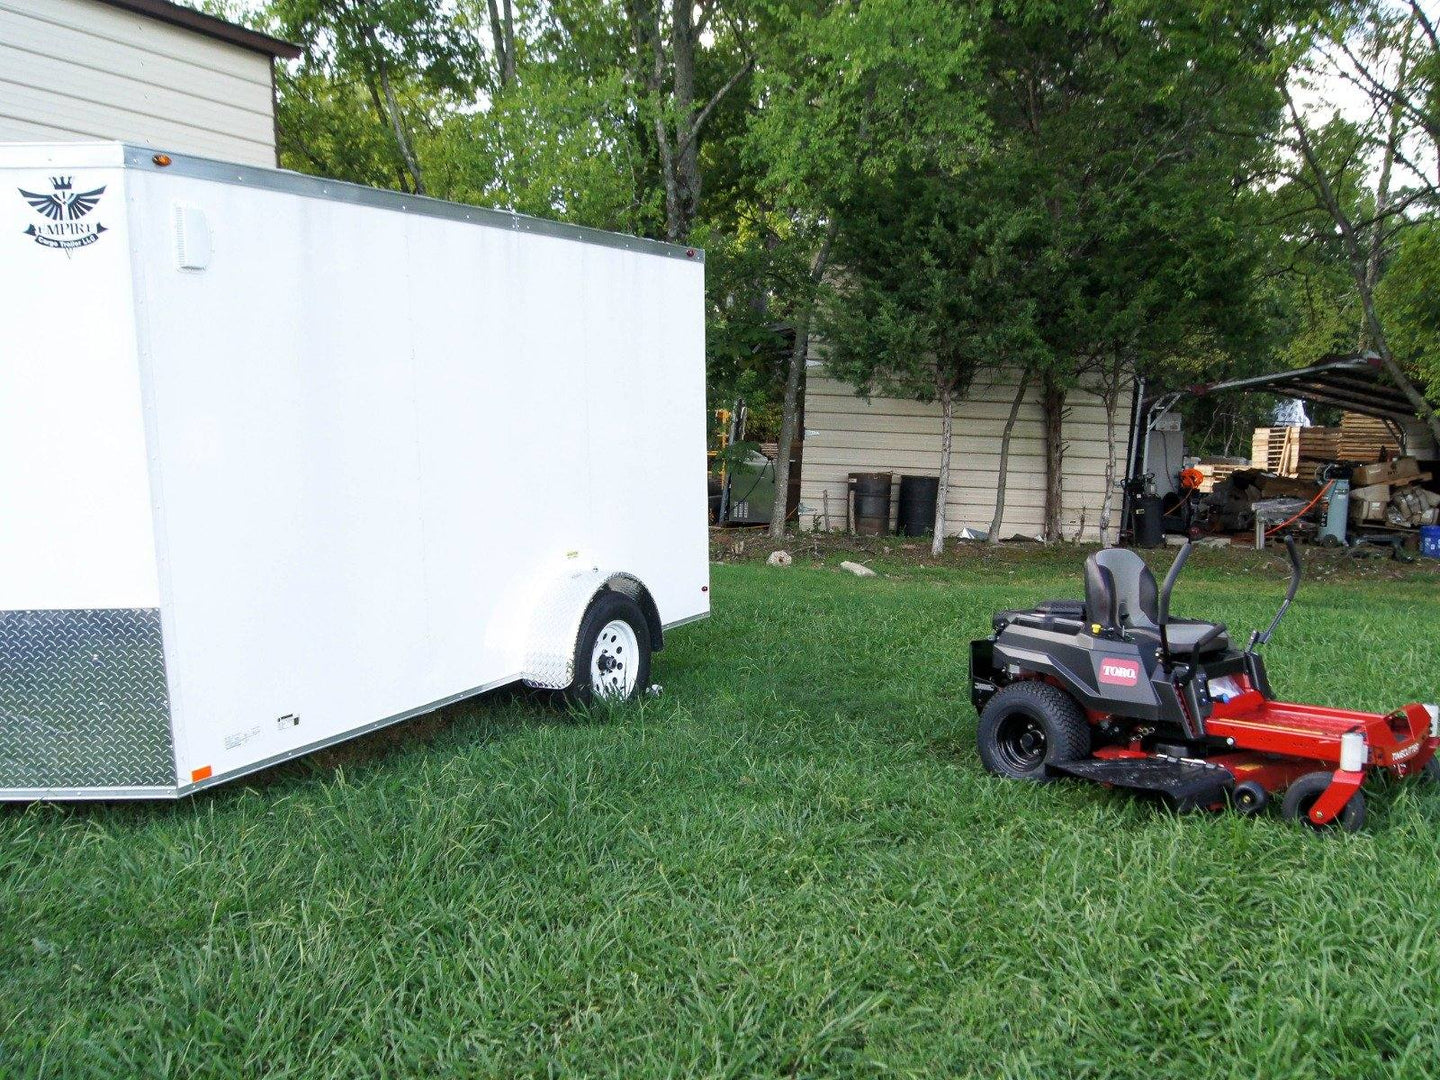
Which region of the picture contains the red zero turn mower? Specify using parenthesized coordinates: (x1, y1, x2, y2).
(970, 537, 1440, 831)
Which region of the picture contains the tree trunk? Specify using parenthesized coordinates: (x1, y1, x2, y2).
(359, 68, 411, 193)
(1041, 374, 1066, 542)
(670, 0, 699, 240)
(1098, 357, 1122, 548)
(770, 221, 839, 539)
(988, 370, 1031, 544)
(933, 384, 954, 556)
(1283, 83, 1440, 448)
(486, 0, 517, 90)
(377, 56, 425, 195)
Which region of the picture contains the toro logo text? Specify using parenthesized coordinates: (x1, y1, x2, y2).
(1098, 658, 1140, 687)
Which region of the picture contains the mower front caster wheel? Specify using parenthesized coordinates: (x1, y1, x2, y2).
(977, 682, 1090, 782)
(1281, 772, 1366, 833)
(1231, 780, 1269, 816)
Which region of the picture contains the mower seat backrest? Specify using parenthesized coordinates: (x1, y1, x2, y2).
(1084, 547, 1159, 630)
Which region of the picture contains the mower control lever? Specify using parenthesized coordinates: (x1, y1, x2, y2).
(1249, 535, 1302, 652)
(1157, 540, 1193, 664)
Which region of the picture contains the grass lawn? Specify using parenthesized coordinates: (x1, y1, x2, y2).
(3, 541, 1440, 1078)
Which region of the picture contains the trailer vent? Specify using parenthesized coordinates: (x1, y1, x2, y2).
(174, 205, 212, 270)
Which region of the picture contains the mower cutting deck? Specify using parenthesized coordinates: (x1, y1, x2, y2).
(970, 537, 1438, 831)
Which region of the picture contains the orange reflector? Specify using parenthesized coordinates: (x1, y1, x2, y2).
(152, 153, 172, 167)
(191, 765, 212, 782)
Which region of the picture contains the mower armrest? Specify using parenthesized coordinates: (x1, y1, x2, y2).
(1189, 622, 1227, 673)
(1000, 612, 1087, 635)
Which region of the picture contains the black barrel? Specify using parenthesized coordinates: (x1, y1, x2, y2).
(897, 474, 940, 537)
(1132, 495, 1164, 548)
(848, 472, 893, 535)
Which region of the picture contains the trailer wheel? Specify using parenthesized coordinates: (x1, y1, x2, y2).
(1281, 772, 1366, 833)
(977, 681, 1090, 782)
(565, 591, 652, 705)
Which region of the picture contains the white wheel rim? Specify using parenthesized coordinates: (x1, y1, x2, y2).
(590, 619, 639, 699)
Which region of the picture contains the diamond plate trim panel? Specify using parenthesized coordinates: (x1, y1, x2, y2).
(520, 569, 608, 689)
(0, 609, 174, 790)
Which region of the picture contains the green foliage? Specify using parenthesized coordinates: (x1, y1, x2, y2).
(819, 168, 1045, 402)
(1377, 218, 1440, 398)
(424, 67, 659, 232)
(972, 0, 1282, 392)
(745, 0, 991, 208)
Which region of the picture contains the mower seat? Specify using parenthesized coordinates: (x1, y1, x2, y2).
(1084, 548, 1229, 655)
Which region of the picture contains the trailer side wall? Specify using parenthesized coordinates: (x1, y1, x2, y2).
(123, 160, 707, 787)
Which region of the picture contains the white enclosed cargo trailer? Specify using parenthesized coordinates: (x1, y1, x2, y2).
(0, 142, 709, 800)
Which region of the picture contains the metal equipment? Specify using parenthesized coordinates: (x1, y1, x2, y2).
(970, 538, 1438, 830)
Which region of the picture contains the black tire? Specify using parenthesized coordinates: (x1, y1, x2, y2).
(1281, 771, 1366, 833)
(977, 681, 1090, 782)
(1421, 757, 1440, 783)
(1230, 780, 1269, 816)
(564, 591, 652, 707)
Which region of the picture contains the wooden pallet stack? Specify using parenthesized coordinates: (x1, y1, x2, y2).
(1296, 427, 1343, 479)
(1251, 427, 1297, 475)
(1338, 412, 1402, 463)
(1250, 426, 1343, 478)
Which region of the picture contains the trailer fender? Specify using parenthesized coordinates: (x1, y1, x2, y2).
(520, 570, 662, 689)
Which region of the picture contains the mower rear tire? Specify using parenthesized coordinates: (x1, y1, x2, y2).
(1421, 758, 1440, 783)
(1281, 771, 1366, 833)
(978, 681, 1090, 782)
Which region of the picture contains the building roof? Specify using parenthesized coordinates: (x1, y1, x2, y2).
(95, 0, 301, 60)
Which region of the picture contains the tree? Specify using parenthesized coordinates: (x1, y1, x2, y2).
(1280, 2, 1440, 445)
(621, 1, 756, 242)
(971, 0, 1282, 538)
(747, 0, 990, 538)
(987, 370, 1032, 545)
(819, 170, 1044, 555)
(268, 0, 479, 194)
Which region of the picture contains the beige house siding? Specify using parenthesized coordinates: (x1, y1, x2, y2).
(800, 367, 1133, 541)
(0, 0, 278, 165)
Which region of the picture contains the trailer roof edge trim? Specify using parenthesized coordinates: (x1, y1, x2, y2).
(120, 144, 705, 263)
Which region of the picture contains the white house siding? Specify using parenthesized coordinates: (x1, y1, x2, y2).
(0, 0, 277, 166)
(799, 367, 1133, 541)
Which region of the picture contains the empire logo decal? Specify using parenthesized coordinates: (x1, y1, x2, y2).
(18, 176, 108, 250)
(1098, 658, 1140, 687)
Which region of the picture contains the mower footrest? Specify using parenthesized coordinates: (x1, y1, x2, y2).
(1053, 757, 1233, 804)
